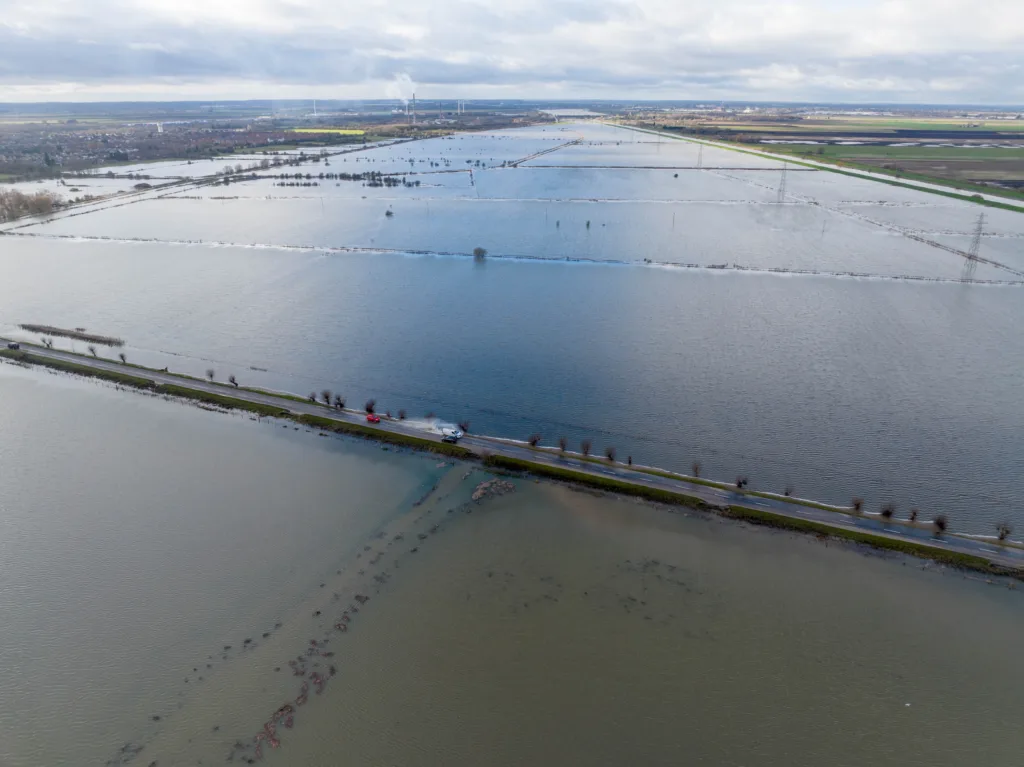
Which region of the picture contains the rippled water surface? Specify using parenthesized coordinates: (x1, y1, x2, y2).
(1, 365, 1022, 766)
(279, 485, 1024, 767)
(2, 121, 1023, 535)
(0, 366, 440, 766)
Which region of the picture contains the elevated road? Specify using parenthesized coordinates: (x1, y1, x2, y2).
(4, 340, 1022, 573)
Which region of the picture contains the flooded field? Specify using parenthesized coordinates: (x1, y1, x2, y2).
(0, 364, 444, 766)
(1, 121, 1023, 535)
(1, 363, 1022, 766)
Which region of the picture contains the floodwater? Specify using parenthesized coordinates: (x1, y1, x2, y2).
(1, 121, 1023, 536)
(1, 362, 1022, 766)
(0, 363, 441, 766)
(280, 485, 1024, 767)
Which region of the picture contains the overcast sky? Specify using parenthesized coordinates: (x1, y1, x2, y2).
(1, 0, 1022, 103)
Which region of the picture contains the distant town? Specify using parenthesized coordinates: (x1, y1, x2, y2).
(2, 99, 1023, 202)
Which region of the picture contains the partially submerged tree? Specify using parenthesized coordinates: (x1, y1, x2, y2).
(308, 392, 317, 403)
(852, 497, 864, 514)
(735, 476, 749, 490)
(398, 409, 407, 420)
(88, 345, 97, 357)
(909, 508, 919, 523)
(0, 189, 62, 222)
(206, 369, 215, 382)
(527, 433, 541, 447)
(458, 420, 470, 434)
(228, 375, 238, 388)
(365, 399, 376, 414)
(691, 461, 701, 478)
(558, 436, 568, 453)
(334, 395, 345, 410)
(784, 484, 794, 497)
(473, 247, 487, 260)
(605, 446, 617, 462)
(581, 439, 592, 457)
(933, 514, 948, 536)
(997, 521, 1013, 543)
(118, 352, 126, 364)
(880, 503, 895, 520)
(321, 389, 332, 405)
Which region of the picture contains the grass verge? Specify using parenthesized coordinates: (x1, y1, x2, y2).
(1, 349, 473, 459)
(483, 455, 708, 510)
(295, 413, 474, 458)
(725, 505, 1022, 579)
(766, 149, 1024, 204)
(483, 452, 1021, 580)
(1, 349, 156, 388)
(818, 166, 1024, 214)
(554, 453, 849, 514)
(622, 124, 1024, 213)
(154, 384, 290, 418)
(6, 348, 1018, 577)
(13, 341, 319, 406)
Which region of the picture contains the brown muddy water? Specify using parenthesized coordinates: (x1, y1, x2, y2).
(1, 362, 1022, 766)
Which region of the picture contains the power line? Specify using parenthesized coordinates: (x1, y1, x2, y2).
(961, 211, 985, 282)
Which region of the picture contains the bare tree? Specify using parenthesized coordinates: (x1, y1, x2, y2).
(309, 392, 317, 403)
(88, 345, 97, 357)
(365, 399, 376, 414)
(228, 374, 238, 387)
(398, 409, 407, 420)
(558, 436, 568, 452)
(605, 446, 617, 462)
(334, 394, 345, 409)
(880, 503, 895, 520)
(691, 461, 701, 478)
(473, 247, 487, 260)
(527, 433, 541, 447)
(933, 514, 948, 536)
(784, 485, 794, 497)
(735, 476, 748, 490)
(457, 420, 470, 433)
(997, 521, 1013, 543)
(118, 352, 126, 364)
(581, 439, 592, 457)
(206, 369, 215, 382)
(321, 389, 332, 405)
(909, 508, 919, 523)
(852, 497, 864, 514)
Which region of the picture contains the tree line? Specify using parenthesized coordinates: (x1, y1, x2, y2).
(0, 188, 62, 222)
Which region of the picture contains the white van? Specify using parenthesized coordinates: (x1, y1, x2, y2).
(440, 428, 463, 444)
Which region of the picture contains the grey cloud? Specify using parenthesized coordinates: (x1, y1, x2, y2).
(0, 0, 1022, 102)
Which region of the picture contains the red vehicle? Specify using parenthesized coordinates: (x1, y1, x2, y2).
(366, 414, 381, 424)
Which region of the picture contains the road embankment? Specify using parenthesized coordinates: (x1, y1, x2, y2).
(0, 348, 472, 459)
(3, 344, 1021, 581)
